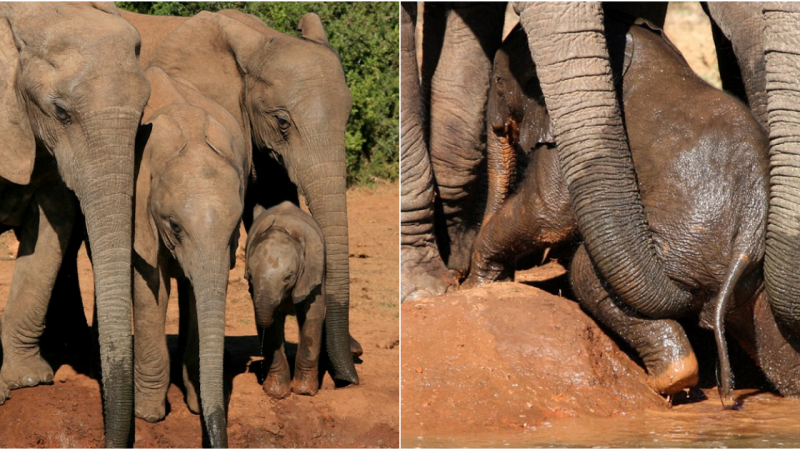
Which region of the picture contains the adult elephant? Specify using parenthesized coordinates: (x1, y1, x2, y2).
(403, 2, 693, 321)
(120, 9, 358, 390)
(0, 3, 150, 447)
(400, 2, 457, 301)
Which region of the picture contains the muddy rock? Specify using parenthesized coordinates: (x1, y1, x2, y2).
(402, 282, 666, 435)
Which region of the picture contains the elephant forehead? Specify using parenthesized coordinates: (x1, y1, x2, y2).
(158, 105, 207, 132)
(252, 229, 302, 262)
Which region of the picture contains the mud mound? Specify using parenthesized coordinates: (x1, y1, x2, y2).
(401, 283, 666, 435)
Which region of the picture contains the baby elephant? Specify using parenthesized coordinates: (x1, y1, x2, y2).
(466, 17, 768, 406)
(245, 201, 326, 398)
(133, 65, 249, 428)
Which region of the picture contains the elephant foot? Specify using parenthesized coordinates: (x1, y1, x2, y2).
(401, 248, 457, 302)
(263, 370, 292, 399)
(291, 369, 319, 396)
(646, 353, 699, 396)
(0, 379, 9, 405)
(462, 268, 512, 290)
(135, 390, 166, 422)
(350, 335, 363, 358)
(462, 254, 514, 290)
(184, 384, 200, 415)
(0, 355, 54, 389)
(180, 363, 201, 414)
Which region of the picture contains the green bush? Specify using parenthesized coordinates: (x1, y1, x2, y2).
(117, 2, 399, 186)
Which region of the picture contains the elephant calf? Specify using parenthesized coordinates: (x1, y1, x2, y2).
(132, 66, 250, 427)
(245, 201, 326, 398)
(465, 19, 768, 403)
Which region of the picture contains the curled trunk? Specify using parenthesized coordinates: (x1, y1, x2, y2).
(515, 2, 692, 318)
(764, 5, 800, 334)
(483, 120, 517, 226)
(68, 108, 140, 447)
(253, 295, 277, 328)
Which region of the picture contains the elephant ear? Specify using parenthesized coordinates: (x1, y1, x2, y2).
(208, 12, 268, 74)
(298, 13, 329, 46)
(0, 18, 34, 185)
(145, 113, 187, 176)
(245, 211, 274, 263)
(142, 67, 187, 124)
(204, 113, 248, 189)
(89, 2, 120, 16)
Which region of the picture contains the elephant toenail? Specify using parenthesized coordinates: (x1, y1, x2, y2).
(23, 376, 38, 387)
(7, 381, 19, 389)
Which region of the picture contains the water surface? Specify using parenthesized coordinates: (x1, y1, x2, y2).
(404, 389, 800, 448)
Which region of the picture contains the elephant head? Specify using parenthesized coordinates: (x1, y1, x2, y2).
(511, 2, 692, 319)
(140, 66, 249, 446)
(0, 4, 149, 446)
(245, 202, 325, 328)
(146, 10, 358, 385)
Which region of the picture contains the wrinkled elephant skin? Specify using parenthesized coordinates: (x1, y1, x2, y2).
(468, 20, 768, 397)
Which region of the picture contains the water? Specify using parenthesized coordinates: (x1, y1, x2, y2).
(403, 389, 800, 448)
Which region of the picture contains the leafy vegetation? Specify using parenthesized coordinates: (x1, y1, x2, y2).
(117, 2, 399, 186)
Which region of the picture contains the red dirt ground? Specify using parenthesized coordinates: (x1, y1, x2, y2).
(401, 281, 668, 438)
(0, 182, 399, 448)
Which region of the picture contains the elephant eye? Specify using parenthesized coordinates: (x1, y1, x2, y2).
(54, 104, 70, 124)
(275, 114, 291, 132)
(284, 272, 293, 282)
(168, 219, 182, 235)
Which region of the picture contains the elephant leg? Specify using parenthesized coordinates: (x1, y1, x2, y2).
(133, 259, 171, 422)
(427, 3, 506, 275)
(178, 278, 201, 415)
(571, 245, 699, 395)
(705, 3, 768, 129)
(260, 312, 291, 399)
(1, 183, 75, 389)
(40, 218, 90, 355)
(401, 2, 456, 302)
(292, 294, 325, 396)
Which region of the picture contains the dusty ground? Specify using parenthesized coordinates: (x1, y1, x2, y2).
(0, 181, 399, 448)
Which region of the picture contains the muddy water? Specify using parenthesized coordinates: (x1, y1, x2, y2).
(404, 389, 800, 448)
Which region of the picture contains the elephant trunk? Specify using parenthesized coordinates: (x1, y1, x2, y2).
(68, 108, 140, 447)
(253, 294, 278, 328)
(763, 6, 800, 335)
(483, 120, 517, 226)
(516, 2, 692, 318)
(296, 130, 358, 384)
(191, 257, 229, 448)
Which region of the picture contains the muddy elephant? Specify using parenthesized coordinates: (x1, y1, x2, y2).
(0, 4, 150, 446)
(402, 2, 692, 321)
(130, 66, 249, 445)
(699, 3, 800, 368)
(119, 9, 359, 390)
(465, 19, 769, 404)
(245, 201, 326, 399)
